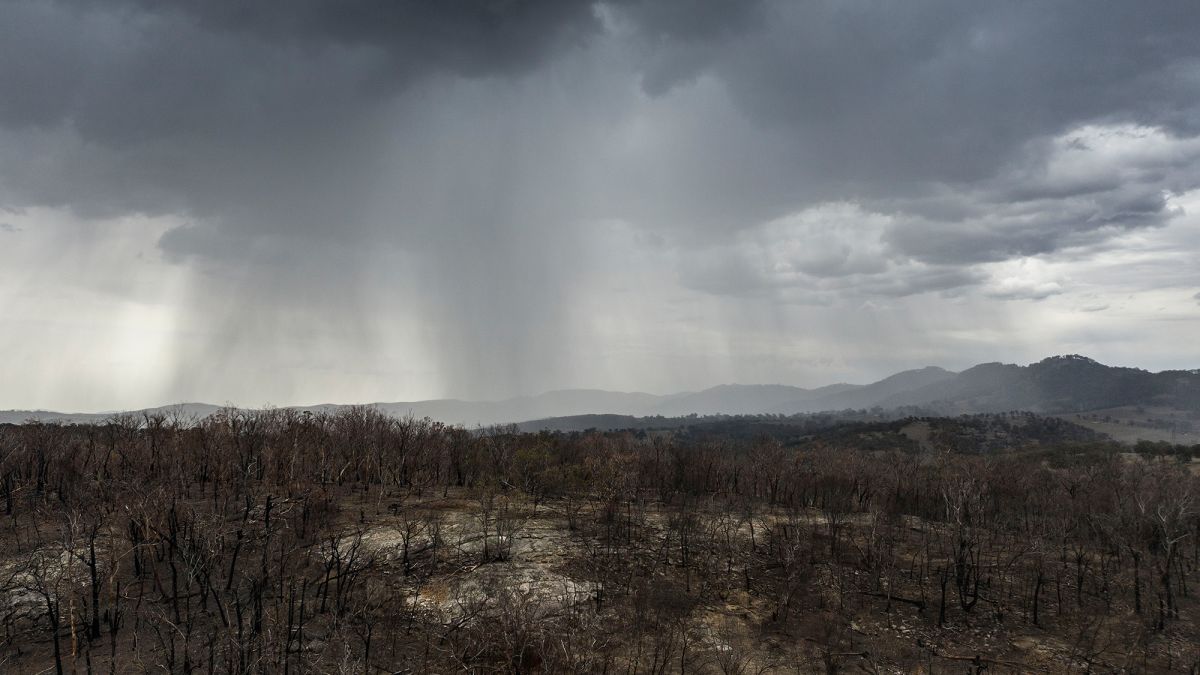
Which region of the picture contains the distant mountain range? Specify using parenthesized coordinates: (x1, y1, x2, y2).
(3, 355, 1197, 427)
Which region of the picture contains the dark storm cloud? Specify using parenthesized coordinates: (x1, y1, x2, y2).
(709, 2, 1200, 181)
(0, 0, 619, 221)
(610, 1, 1200, 261)
(609, 0, 767, 94)
(73, 0, 608, 78)
(1, 0, 1199, 404)
(3, 0, 1198, 239)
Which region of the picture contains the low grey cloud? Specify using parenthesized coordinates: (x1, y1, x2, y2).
(675, 124, 1200, 301)
(880, 125, 1199, 265)
(983, 280, 1064, 302)
(676, 202, 984, 302)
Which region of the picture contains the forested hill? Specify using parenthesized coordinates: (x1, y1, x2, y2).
(879, 355, 1200, 413)
(2, 355, 1196, 426)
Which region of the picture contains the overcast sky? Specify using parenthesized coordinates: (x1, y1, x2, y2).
(1, 0, 1199, 411)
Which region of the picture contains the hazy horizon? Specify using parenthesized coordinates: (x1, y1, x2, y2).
(3, 1, 1199, 412)
(5, 354, 1194, 416)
